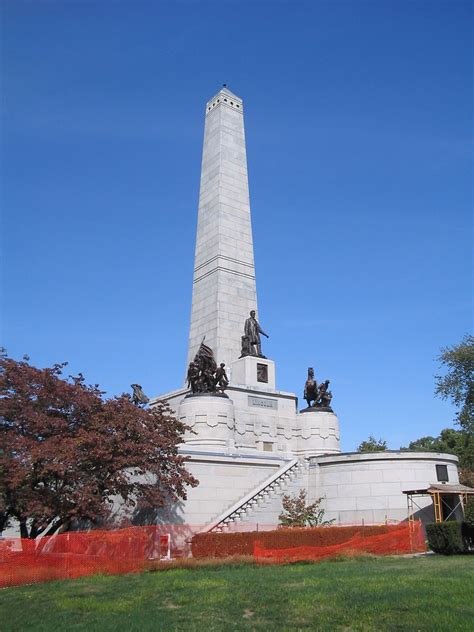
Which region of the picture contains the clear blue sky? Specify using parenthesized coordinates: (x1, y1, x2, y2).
(2, 1, 472, 451)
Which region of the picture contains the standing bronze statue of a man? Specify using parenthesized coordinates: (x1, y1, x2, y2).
(243, 310, 269, 358)
(214, 363, 229, 393)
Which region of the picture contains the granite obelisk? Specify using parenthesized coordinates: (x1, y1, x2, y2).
(186, 87, 258, 369)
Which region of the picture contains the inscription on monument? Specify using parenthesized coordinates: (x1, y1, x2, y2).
(257, 363, 268, 383)
(248, 395, 278, 410)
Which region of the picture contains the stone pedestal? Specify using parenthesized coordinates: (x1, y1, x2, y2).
(178, 394, 235, 449)
(231, 356, 276, 389)
(296, 409, 341, 457)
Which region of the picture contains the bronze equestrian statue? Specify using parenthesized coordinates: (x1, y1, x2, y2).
(304, 367, 318, 408)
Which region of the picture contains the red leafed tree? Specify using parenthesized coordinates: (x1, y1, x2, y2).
(0, 352, 198, 539)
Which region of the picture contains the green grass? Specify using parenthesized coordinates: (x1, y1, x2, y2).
(1, 556, 473, 631)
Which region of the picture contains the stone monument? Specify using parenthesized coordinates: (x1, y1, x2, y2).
(149, 87, 459, 532)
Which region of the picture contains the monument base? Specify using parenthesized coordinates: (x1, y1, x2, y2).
(178, 394, 235, 450)
(185, 392, 229, 399)
(295, 409, 341, 457)
(230, 355, 276, 390)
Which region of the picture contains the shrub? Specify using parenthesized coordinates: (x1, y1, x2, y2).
(461, 522, 474, 551)
(192, 525, 394, 558)
(279, 490, 335, 528)
(463, 497, 474, 527)
(426, 522, 465, 555)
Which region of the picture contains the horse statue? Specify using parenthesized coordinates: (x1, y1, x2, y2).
(303, 367, 318, 408)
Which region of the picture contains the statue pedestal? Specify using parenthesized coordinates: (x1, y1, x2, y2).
(230, 356, 276, 389)
(296, 408, 341, 457)
(178, 394, 235, 449)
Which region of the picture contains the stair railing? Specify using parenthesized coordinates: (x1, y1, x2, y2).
(203, 457, 303, 533)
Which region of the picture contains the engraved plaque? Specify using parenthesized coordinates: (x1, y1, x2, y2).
(248, 395, 278, 410)
(257, 363, 268, 383)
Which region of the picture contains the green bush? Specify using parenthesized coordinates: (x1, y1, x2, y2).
(426, 522, 465, 554)
(463, 497, 474, 527)
(461, 522, 474, 551)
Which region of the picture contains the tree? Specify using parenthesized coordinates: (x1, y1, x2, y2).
(404, 428, 474, 470)
(464, 497, 474, 527)
(402, 427, 474, 487)
(435, 335, 474, 433)
(278, 489, 334, 528)
(0, 353, 198, 539)
(357, 435, 387, 453)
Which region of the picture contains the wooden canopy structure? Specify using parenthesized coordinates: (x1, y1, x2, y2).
(403, 483, 474, 524)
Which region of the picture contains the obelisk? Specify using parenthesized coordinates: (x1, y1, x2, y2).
(186, 87, 258, 369)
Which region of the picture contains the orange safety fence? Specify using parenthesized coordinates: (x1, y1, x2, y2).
(0, 526, 176, 588)
(254, 521, 426, 563)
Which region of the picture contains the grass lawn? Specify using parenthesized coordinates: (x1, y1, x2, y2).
(0, 556, 472, 631)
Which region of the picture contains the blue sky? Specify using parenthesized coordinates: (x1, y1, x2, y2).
(2, 1, 472, 451)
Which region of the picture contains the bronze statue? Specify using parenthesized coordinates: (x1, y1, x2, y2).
(214, 363, 229, 392)
(302, 370, 334, 411)
(131, 384, 150, 406)
(240, 335, 252, 358)
(186, 361, 200, 393)
(243, 310, 269, 357)
(318, 380, 333, 409)
(186, 339, 228, 395)
(303, 367, 318, 408)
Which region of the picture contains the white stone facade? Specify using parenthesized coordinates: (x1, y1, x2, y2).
(154, 354, 340, 459)
(308, 451, 460, 525)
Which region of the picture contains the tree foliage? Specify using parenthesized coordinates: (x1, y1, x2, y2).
(435, 334, 474, 433)
(357, 435, 387, 453)
(278, 489, 334, 528)
(404, 428, 474, 470)
(0, 353, 198, 538)
(464, 497, 474, 528)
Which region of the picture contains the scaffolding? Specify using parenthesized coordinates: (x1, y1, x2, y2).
(404, 483, 474, 524)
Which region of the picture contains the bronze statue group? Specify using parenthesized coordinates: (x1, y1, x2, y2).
(146, 311, 334, 411)
(303, 367, 333, 410)
(186, 341, 229, 395)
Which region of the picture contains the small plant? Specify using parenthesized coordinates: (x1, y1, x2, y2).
(278, 489, 335, 528)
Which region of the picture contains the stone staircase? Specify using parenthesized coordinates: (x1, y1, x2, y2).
(203, 458, 310, 533)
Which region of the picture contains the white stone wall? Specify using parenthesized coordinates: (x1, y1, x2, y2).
(172, 452, 284, 527)
(309, 451, 460, 525)
(228, 387, 297, 453)
(187, 87, 258, 370)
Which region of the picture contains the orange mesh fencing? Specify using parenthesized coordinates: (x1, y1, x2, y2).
(0, 526, 175, 588)
(254, 522, 426, 563)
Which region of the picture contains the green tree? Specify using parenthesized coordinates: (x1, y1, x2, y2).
(405, 428, 474, 470)
(435, 335, 474, 433)
(357, 435, 387, 453)
(279, 489, 334, 528)
(464, 497, 474, 527)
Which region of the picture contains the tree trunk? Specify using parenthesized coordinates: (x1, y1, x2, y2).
(19, 519, 29, 539)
